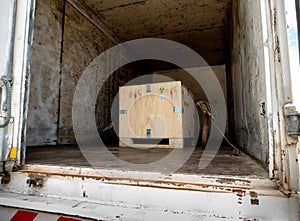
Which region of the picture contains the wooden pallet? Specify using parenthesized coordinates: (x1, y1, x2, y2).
(119, 137, 195, 149)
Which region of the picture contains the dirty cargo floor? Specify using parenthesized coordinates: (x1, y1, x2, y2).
(25, 145, 268, 178)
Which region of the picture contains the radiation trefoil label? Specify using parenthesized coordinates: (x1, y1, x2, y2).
(157, 86, 167, 99)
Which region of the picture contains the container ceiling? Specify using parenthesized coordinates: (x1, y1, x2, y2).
(81, 0, 231, 66)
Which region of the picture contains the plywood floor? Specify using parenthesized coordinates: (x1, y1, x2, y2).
(25, 145, 268, 178)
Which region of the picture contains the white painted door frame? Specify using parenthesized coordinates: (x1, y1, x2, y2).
(261, 0, 299, 192)
(0, 0, 35, 169)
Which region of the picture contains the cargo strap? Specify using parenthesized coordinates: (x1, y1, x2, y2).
(196, 100, 240, 156)
(102, 123, 113, 133)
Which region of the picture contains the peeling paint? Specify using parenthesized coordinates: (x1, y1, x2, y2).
(0, 169, 299, 220)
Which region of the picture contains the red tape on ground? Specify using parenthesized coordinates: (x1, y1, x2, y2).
(10, 210, 38, 221)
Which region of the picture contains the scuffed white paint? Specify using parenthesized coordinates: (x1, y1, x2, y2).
(0, 167, 298, 220)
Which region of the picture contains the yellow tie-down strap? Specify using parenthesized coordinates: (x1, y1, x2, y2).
(9, 147, 17, 159)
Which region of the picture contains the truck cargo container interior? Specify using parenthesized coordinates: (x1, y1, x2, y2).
(23, 0, 290, 182)
(2, 0, 300, 219)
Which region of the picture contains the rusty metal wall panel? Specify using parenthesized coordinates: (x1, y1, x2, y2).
(57, 2, 115, 144)
(229, 0, 269, 165)
(26, 0, 64, 145)
(27, 0, 136, 146)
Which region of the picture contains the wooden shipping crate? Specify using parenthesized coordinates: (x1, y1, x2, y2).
(119, 81, 196, 148)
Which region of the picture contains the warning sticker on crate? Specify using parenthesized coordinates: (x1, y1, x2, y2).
(157, 87, 167, 99)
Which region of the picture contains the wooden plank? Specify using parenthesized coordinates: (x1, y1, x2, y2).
(119, 86, 134, 138)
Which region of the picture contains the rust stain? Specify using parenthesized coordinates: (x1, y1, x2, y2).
(21, 170, 253, 193)
(250, 198, 259, 205)
(250, 191, 258, 198)
(250, 191, 259, 205)
(284, 175, 288, 184)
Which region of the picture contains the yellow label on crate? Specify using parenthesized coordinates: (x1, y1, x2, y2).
(157, 86, 167, 99)
(10, 147, 17, 159)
